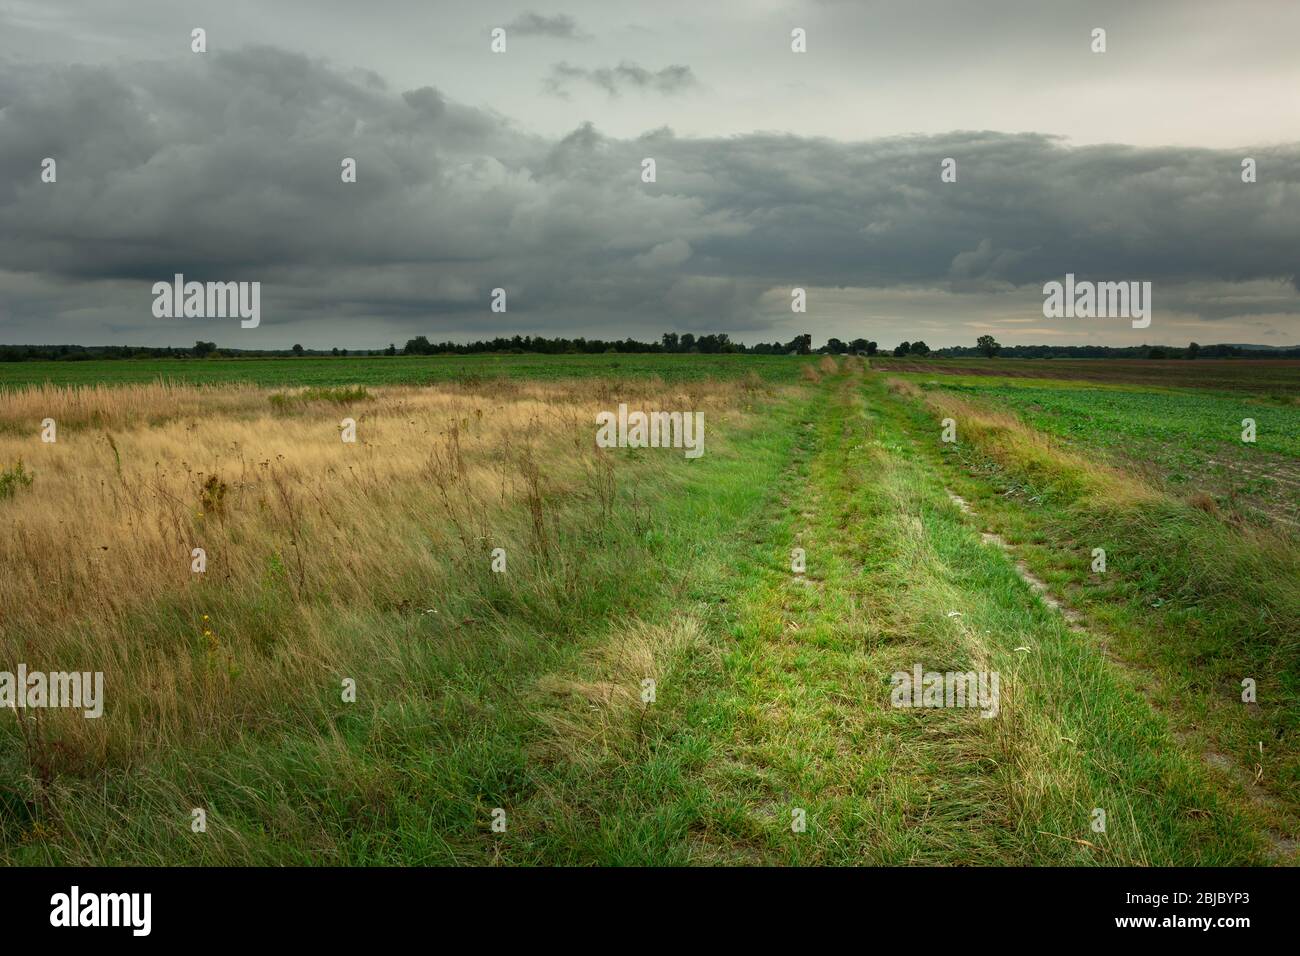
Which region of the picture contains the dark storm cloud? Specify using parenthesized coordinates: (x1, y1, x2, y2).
(504, 12, 588, 39)
(542, 61, 698, 98)
(0, 45, 1297, 346)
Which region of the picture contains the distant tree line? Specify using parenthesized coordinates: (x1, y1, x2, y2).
(926, 341, 1300, 360)
(400, 332, 825, 355)
(0, 343, 372, 361)
(3, 336, 1298, 362)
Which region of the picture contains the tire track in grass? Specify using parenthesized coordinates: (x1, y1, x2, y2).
(880, 373, 1299, 861)
(863, 371, 1278, 865)
(482, 387, 818, 865)
(691, 366, 1267, 863)
(949, 473, 1297, 860)
(668, 366, 1269, 864)
(686, 367, 1023, 863)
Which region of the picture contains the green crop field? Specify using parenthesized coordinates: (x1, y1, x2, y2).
(1, 355, 1296, 866)
(0, 352, 814, 390)
(878, 371, 1300, 527)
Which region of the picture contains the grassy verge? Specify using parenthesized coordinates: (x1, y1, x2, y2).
(876, 372, 1299, 854)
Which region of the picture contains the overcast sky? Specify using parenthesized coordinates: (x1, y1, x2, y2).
(1, 0, 1298, 349)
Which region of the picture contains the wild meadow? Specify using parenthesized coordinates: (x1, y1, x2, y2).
(0, 356, 1296, 864)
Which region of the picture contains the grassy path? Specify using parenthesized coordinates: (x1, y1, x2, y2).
(502, 365, 1277, 864)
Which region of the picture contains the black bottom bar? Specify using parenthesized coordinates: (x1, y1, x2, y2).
(0, 866, 1284, 942)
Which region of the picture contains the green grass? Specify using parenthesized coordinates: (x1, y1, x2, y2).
(912, 379, 1299, 457)
(4, 357, 1293, 864)
(875, 374, 1300, 851)
(0, 353, 814, 390)
(672, 371, 1269, 864)
(888, 374, 1300, 526)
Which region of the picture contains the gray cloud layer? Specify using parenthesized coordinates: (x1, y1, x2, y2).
(543, 61, 698, 98)
(504, 12, 588, 39)
(0, 46, 1297, 347)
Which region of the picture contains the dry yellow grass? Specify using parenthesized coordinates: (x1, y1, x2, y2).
(817, 355, 841, 376)
(0, 381, 267, 432)
(884, 377, 921, 398)
(0, 376, 752, 768)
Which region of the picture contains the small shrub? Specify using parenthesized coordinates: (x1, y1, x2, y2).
(0, 459, 33, 499)
(200, 474, 229, 517)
